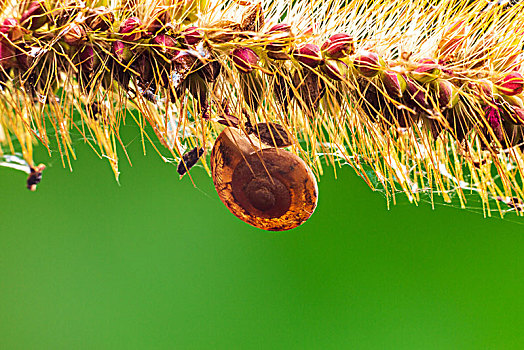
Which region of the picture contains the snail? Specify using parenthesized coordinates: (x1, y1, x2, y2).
(211, 127, 318, 231)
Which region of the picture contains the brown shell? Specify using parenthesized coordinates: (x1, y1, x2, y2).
(211, 128, 318, 231)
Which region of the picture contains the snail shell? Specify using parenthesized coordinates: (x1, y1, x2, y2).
(211, 127, 318, 231)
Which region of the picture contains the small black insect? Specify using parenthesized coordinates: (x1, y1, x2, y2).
(27, 164, 46, 191)
(177, 147, 205, 176)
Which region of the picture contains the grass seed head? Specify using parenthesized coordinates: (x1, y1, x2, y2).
(354, 51, 384, 78)
(321, 33, 354, 59)
(294, 43, 323, 68)
(231, 47, 259, 73)
(498, 72, 524, 96)
(2, 0, 524, 226)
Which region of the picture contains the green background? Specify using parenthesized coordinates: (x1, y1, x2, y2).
(1, 124, 523, 349)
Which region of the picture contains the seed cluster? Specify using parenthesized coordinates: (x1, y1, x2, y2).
(1, 0, 524, 216)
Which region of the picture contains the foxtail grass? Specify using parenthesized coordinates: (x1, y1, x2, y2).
(1, 0, 524, 217)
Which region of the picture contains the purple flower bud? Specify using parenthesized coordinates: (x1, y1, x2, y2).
(112, 41, 132, 62)
(381, 71, 407, 97)
(79, 45, 94, 71)
(293, 44, 323, 68)
(268, 23, 292, 34)
(412, 59, 441, 84)
(353, 51, 384, 78)
(231, 47, 259, 73)
(152, 34, 178, 58)
(63, 23, 86, 46)
(474, 79, 496, 99)
(119, 17, 143, 41)
(485, 105, 504, 141)
(85, 7, 114, 31)
(498, 72, 524, 96)
(432, 79, 459, 109)
(405, 77, 430, 109)
(321, 33, 354, 59)
(320, 60, 348, 81)
(265, 23, 294, 56)
(20, 1, 48, 30)
(182, 27, 203, 46)
(0, 40, 16, 68)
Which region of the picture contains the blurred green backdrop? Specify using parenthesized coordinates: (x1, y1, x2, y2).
(1, 123, 524, 349)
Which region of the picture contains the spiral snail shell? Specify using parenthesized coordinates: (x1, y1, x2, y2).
(211, 127, 318, 231)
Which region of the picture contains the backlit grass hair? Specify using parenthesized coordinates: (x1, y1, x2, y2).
(1, 0, 524, 222)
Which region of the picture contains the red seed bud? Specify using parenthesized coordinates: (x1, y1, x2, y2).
(265, 23, 294, 58)
(119, 17, 143, 41)
(152, 34, 178, 58)
(405, 77, 430, 109)
(182, 27, 203, 46)
(353, 51, 384, 78)
(320, 60, 348, 81)
(485, 105, 503, 141)
(412, 59, 441, 83)
(112, 41, 132, 62)
(231, 47, 259, 73)
(79, 45, 94, 71)
(20, 1, 48, 30)
(498, 72, 524, 96)
(268, 23, 292, 34)
(432, 79, 459, 109)
(293, 44, 323, 68)
(381, 71, 407, 97)
(63, 23, 86, 46)
(321, 33, 354, 59)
